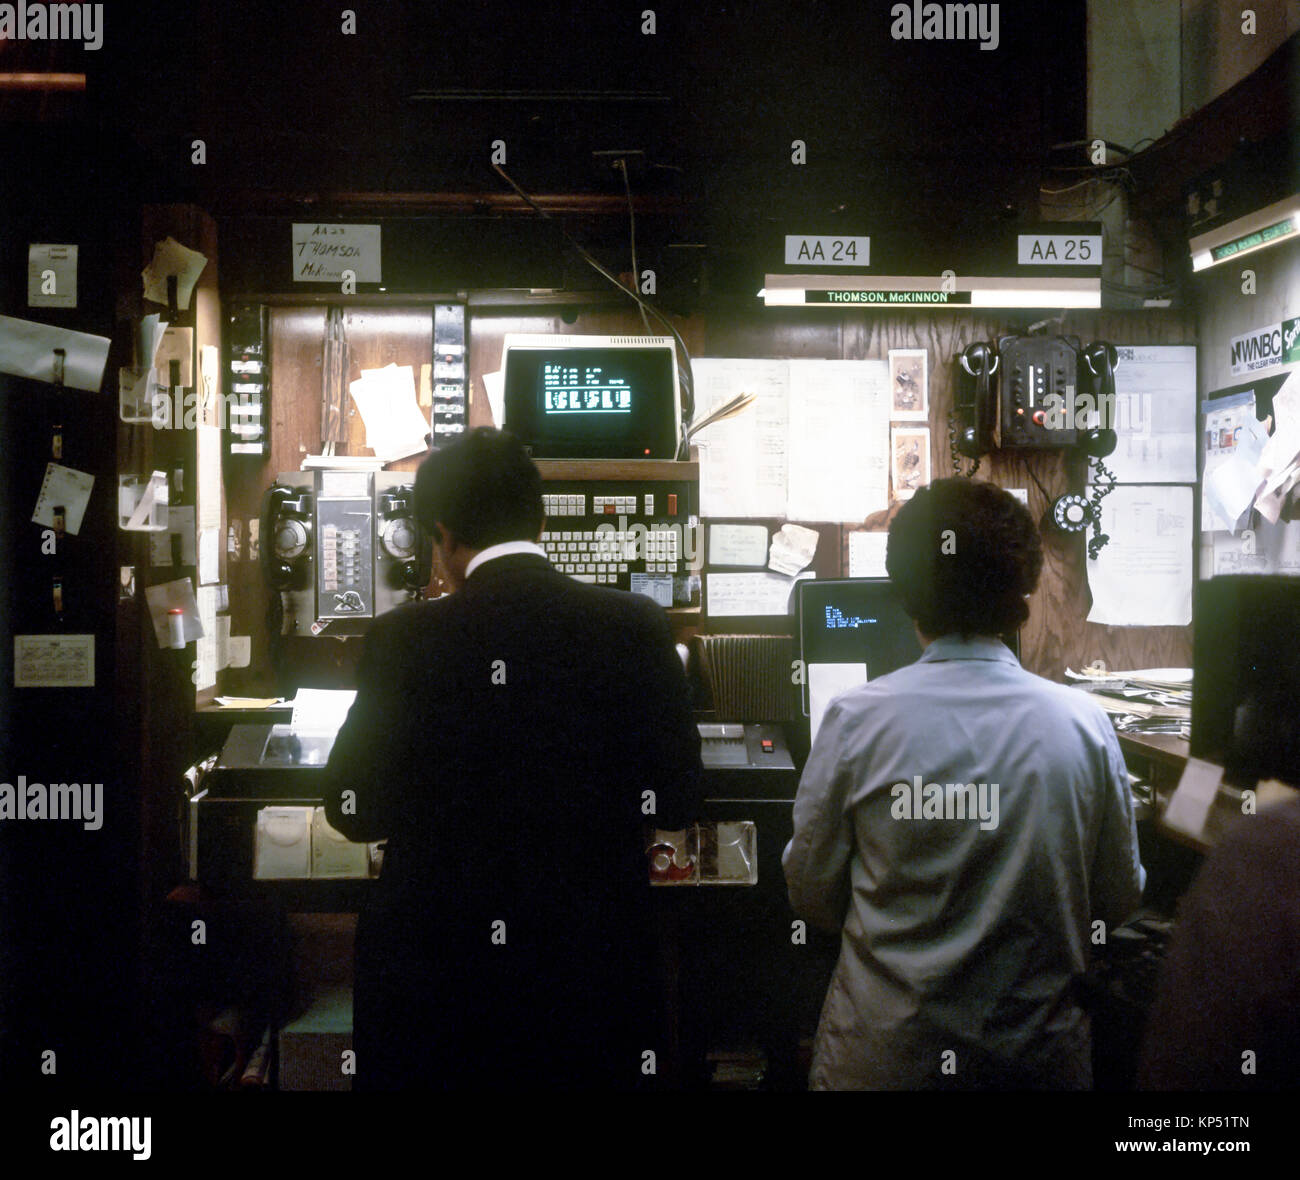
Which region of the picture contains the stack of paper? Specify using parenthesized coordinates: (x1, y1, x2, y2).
(348, 363, 430, 461)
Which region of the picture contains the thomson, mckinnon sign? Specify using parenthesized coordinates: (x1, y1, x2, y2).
(0, 3, 103, 50)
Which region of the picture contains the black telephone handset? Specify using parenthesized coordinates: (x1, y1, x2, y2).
(376, 486, 431, 595)
(260, 483, 312, 591)
(951, 341, 998, 475)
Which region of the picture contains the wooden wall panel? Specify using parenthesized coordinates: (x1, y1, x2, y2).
(219, 299, 1195, 695)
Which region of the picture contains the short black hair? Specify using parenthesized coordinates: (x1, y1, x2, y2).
(885, 478, 1042, 638)
(414, 428, 544, 548)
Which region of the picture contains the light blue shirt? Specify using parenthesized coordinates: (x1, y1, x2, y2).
(783, 635, 1145, 1090)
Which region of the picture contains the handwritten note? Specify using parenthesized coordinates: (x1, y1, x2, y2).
(292, 223, 381, 283)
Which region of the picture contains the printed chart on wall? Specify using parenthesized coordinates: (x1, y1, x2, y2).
(692, 358, 890, 521)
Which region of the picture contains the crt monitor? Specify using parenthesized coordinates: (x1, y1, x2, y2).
(796, 577, 1020, 742)
(501, 333, 681, 459)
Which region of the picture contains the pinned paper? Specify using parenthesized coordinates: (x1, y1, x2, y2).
(708, 523, 769, 567)
(848, 531, 890, 578)
(142, 237, 208, 310)
(482, 369, 505, 428)
(33, 463, 94, 536)
(118, 472, 169, 532)
(144, 578, 204, 648)
(28, 244, 77, 309)
(0, 314, 110, 392)
(768, 523, 819, 576)
(14, 634, 95, 688)
(349, 363, 430, 461)
(153, 326, 193, 387)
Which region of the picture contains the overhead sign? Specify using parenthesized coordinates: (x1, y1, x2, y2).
(1229, 317, 1300, 376)
(1017, 234, 1102, 266)
(291, 223, 381, 284)
(1211, 218, 1296, 264)
(784, 235, 870, 267)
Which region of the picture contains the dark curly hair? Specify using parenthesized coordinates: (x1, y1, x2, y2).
(414, 428, 544, 549)
(885, 478, 1042, 638)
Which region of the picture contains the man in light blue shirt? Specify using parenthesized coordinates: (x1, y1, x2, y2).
(784, 478, 1144, 1090)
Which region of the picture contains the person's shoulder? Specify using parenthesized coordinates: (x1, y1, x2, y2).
(364, 595, 457, 645)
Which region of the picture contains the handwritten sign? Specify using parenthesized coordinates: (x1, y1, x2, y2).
(291, 224, 381, 284)
(14, 635, 95, 687)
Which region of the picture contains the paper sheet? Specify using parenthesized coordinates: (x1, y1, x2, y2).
(706, 570, 812, 616)
(0, 314, 110, 393)
(1099, 346, 1198, 484)
(150, 504, 195, 567)
(153, 326, 193, 387)
(290, 688, 358, 735)
(349, 363, 430, 461)
(1211, 519, 1300, 575)
(1200, 391, 1257, 532)
(195, 584, 220, 689)
(142, 236, 208, 310)
(14, 634, 95, 688)
(482, 369, 505, 428)
(707, 523, 769, 566)
(809, 663, 868, 745)
(28, 244, 77, 309)
(768, 523, 819, 575)
(693, 359, 790, 518)
(848, 531, 890, 577)
(1086, 486, 1193, 626)
(1161, 757, 1223, 843)
(32, 463, 94, 536)
(1203, 413, 1268, 532)
(787, 360, 890, 521)
(144, 578, 204, 648)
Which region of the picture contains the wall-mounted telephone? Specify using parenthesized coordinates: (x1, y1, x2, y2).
(951, 341, 999, 476)
(261, 470, 431, 635)
(949, 335, 1120, 555)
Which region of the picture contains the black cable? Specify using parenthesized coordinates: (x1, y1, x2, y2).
(1086, 456, 1118, 560)
(492, 163, 696, 458)
(615, 158, 654, 336)
(1025, 460, 1053, 507)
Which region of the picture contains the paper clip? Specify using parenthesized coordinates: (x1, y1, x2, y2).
(52, 505, 66, 538)
(52, 422, 63, 460)
(52, 347, 66, 387)
(52, 578, 64, 615)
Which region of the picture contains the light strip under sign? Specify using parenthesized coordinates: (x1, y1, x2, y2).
(1189, 194, 1300, 272)
(764, 275, 1100, 309)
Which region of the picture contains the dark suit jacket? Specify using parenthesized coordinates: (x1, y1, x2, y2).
(321, 552, 703, 1090)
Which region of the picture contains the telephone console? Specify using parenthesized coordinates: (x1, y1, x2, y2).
(261, 470, 430, 635)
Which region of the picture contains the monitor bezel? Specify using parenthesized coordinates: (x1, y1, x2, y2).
(500, 333, 682, 459)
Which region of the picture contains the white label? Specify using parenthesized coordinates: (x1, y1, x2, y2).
(784, 235, 869, 267)
(14, 635, 95, 687)
(28, 244, 77, 309)
(291, 223, 381, 283)
(1017, 235, 1102, 265)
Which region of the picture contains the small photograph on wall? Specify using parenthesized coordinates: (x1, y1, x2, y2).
(891, 427, 931, 500)
(888, 349, 929, 421)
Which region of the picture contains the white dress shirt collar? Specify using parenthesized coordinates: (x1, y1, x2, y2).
(464, 540, 548, 579)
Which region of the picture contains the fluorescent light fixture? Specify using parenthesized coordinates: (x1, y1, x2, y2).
(1189, 194, 1300, 272)
(764, 274, 1100, 309)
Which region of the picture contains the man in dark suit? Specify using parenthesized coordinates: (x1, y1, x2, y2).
(322, 428, 702, 1090)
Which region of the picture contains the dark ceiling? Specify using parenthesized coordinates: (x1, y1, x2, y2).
(2, 0, 1098, 291)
